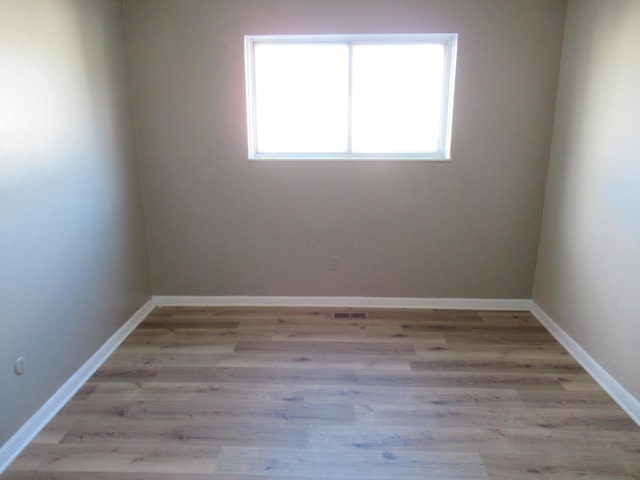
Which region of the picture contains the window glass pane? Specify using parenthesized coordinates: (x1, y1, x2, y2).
(254, 43, 349, 153)
(351, 44, 445, 153)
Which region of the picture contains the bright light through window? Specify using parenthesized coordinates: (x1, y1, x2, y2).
(254, 43, 349, 153)
(352, 44, 444, 153)
(245, 34, 457, 160)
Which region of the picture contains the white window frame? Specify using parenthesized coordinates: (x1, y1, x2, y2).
(244, 33, 458, 161)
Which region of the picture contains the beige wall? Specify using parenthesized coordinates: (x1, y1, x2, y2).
(124, 0, 566, 298)
(534, 0, 640, 399)
(0, 1, 151, 446)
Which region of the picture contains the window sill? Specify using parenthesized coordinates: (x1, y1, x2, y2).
(248, 153, 451, 162)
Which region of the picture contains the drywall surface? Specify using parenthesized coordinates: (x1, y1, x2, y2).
(534, 0, 640, 399)
(0, 1, 151, 446)
(124, 0, 566, 298)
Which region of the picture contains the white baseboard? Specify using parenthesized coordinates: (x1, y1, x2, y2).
(152, 295, 532, 311)
(0, 298, 155, 475)
(530, 302, 640, 426)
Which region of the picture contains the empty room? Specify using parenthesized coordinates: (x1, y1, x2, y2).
(1, 0, 639, 478)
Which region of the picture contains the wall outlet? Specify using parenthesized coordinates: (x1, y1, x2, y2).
(330, 256, 339, 271)
(13, 356, 26, 376)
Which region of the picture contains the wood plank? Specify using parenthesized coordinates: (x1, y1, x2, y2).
(215, 446, 489, 479)
(234, 340, 416, 356)
(355, 369, 568, 390)
(60, 417, 309, 448)
(1, 474, 215, 480)
(215, 352, 413, 371)
(125, 398, 355, 424)
(481, 452, 640, 480)
(354, 403, 545, 429)
(9, 444, 220, 474)
(155, 366, 358, 385)
(308, 424, 512, 452)
(409, 358, 584, 374)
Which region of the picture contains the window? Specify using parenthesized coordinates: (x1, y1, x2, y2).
(244, 33, 457, 161)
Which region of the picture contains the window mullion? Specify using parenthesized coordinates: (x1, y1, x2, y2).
(347, 41, 353, 155)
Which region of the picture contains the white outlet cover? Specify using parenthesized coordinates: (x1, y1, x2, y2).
(13, 356, 26, 376)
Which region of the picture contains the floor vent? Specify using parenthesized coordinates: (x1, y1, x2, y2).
(334, 312, 368, 319)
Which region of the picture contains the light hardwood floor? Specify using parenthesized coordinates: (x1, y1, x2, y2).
(4, 307, 640, 479)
